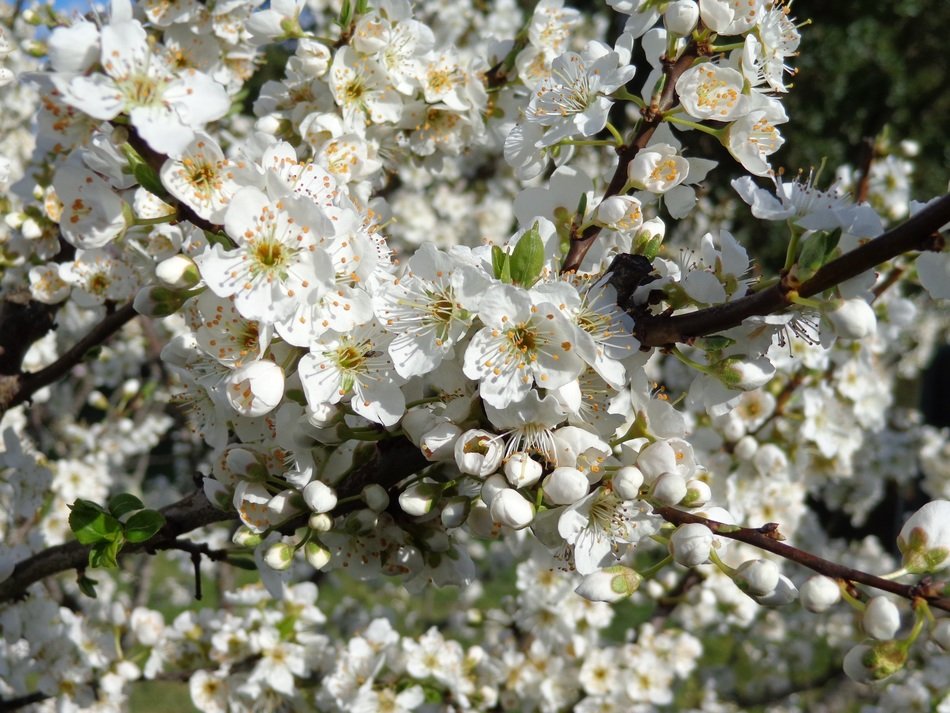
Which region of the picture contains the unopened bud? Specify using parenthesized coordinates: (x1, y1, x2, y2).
(263, 541, 294, 571)
(575, 565, 642, 602)
(156, 255, 201, 289)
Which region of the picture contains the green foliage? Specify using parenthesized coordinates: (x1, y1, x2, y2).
(68, 496, 166, 585)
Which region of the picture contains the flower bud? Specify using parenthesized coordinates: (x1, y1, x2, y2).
(342, 508, 378, 535)
(670, 523, 713, 567)
(735, 559, 780, 596)
(398, 481, 440, 517)
(863, 597, 901, 641)
(681, 479, 711, 509)
(897, 500, 950, 573)
(263, 541, 294, 571)
(225, 360, 285, 417)
(575, 565, 643, 603)
(155, 255, 201, 289)
(232, 526, 262, 548)
(504, 452, 543, 489)
(467, 501, 498, 538)
(842, 641, 906, 683)
(733, 434, 758, 461)
(612, 466, 644, 500)
(480, 473, 509, 507)
(664, 0, 699, 35)
(711, 356, 775, 391)
(304, 540, 331, 570)
(489, 488, 535, 530)
(361, 484, 389, 512)
(543, 467, 589, 506)
(133, 285, 187, 317)
(302, 480, 337, 514)
(308, 512, 333, 532)
(651, 472, 687, 506)
(441, 496, 471, 529)
(799, 575, 841, 613)
(420, 422, 461, 461)
(455, 429, 504, 477)
(753, 574, 798, 607)
(826, 298, 876, 340)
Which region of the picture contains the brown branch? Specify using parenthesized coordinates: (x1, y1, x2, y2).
(0, 692, 48, 712)
(0, 302, 139, 417)
(654, 505, 950, 612)
(0, 437, 429, 605)
(635, 193, 950, 347)
(561, 48, 700, 274)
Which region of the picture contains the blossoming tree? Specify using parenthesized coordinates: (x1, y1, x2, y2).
(0, 0, 948, 710)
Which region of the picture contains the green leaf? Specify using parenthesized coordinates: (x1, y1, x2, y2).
(108, 493, 144, 519)
(797, 228, 841, 280)
(225, 557, 258, 571)
(77, 573, 98, 598)
(509, 223, 545, 287)
(491, 245, 512, 283)
(88, 536, 123, 569)
(123, 509, 166, 543)
(69, 500, 122, 545)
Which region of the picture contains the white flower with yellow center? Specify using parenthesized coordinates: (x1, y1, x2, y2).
(161, 133, 248, 222)
(195, 187, 335, 324)
(298, 323, 406, 427)
(463, 284, 585, 409)
(627, 143, 690, 194)
(675, 63, 748, 121)
(724, 95, 788, 176)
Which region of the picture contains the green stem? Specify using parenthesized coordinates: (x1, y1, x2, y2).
(133, 213, 178, 227)
(612, 88, 645, 107)
(663, 115, 726, 138)
(557, 138, 617, 147)
(710, 41, 745, 52)
(670, 346, 712, 375)
(605, 121, 626, 146)
(639, 554, 674, 580)
(709, 549, 737, 577)
(838, 582, 866, 611)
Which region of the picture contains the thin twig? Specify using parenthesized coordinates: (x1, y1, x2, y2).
(653, 506, 950, 612)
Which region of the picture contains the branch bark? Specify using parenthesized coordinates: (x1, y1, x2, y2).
(0, 437, 429, 605)
(654, 505, 950, 612)
(0, 302, 139, 417)
(634, 193, 950, 347)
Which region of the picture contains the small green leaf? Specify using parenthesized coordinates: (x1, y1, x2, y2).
(695, 336, 735, 352)
(124, 509, 166, 543)
(69, 500, 122, 545)
(77, 573, 98, 598)
(509, 222, 545, 287)
(491, 245, 512, 283)
(108, 493, 144, 519)
(797, 228, 841, 280)
(88, 537, 123, 569)
(225, 557, 258, 571)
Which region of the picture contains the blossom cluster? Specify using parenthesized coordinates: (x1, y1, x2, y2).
(0, 0, 948, 710)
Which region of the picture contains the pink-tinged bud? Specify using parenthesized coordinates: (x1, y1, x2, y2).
(799, 575, 841, 613)
(897, 500, 950, 573)
(575, 566, 642, 602)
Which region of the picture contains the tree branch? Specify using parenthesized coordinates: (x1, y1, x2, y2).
(654, 505, 950, 612)
(634, 193, 950, 347)
(561, 48, 699, 274)
(0, 302, 139, 417)
(0, 437, 429, 605)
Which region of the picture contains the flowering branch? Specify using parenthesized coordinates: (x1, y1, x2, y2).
(0, 302, 138, 417)
(653, 505, 950, 612)
(634, 193, 950, 347)
(0, 438, 429, 604)
(560, 47, 700, 273)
